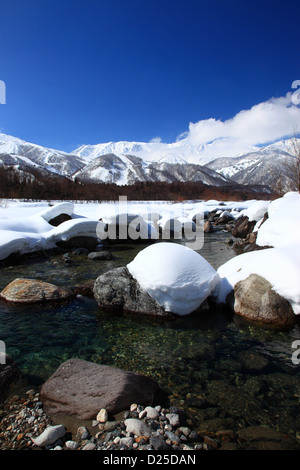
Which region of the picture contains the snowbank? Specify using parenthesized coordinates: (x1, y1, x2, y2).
(238, 200, 270, 222)
(215, 192, 300, 315)
(127, 242, 219, 315)
(214, 244, 300, 314)
(256, 192, 300, 247)
(0, 203, 100, 260)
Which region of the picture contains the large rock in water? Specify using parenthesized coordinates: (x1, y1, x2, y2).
(0, 278, 74, 303)
(230, 273, 295, 326)
(127, 242, 219, 315)
(40, 358, 162, 420)
(93, 266, 170, 317)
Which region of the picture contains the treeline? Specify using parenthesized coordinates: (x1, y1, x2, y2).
(0, 166, 274, 202)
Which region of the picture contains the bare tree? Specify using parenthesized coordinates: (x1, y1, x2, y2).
(288, 134, 300, 192)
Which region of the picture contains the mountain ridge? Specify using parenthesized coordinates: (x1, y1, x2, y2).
(0, 132, 298, 192)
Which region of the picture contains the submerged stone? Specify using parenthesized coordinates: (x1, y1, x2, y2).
(0, 278, 74, 304)
(40, 358, 163, 420)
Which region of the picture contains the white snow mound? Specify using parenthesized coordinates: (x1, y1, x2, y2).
(127, 242, 219, 315)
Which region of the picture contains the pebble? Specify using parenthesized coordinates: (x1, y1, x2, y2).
(32, 425, 66, 447)
(166, 412, 180, 427)
(96, 408, 108, 423)
(0, 392, 229, 451)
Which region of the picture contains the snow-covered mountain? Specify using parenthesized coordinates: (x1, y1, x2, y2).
(205, 140, 299, 192)
(73, 152, 233, 186)
(0, 133, 85, 178)
(72, 138, 260, 165)
(0, 132, 298, 190)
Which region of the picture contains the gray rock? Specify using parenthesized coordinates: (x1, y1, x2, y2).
(150, 435, 169, 450)
(88, 251, 113, 260)
(65, 440, 80, 450)
(40, 358, 161, 420)
(32, 425, 66, 447)
(81, 442, 97, 450)
(144, 406, 159, 420)
(104, 421, 119, 432)
(231, 273, 295, 326)
(93, 266, 172, 317)
(119, 437, 134, 448)
(165, 430, 180, 443)
(76, 426, 90, 440)
(124, 418, 152, 437)
(166, 413, 180, 427)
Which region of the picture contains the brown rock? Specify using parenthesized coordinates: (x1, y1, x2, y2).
(40, 358, 163, 420)
(204, 220, 213, 233)
(231, 216, 256, 239)
(0, 278, 74, 304)
(73, 280, 95, 297)
(232, 273, 295, 326)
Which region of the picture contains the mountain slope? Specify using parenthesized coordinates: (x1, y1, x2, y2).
(0, 132, 298, 191)
(0, 133, 85, 178)
(205, 140, 299, 192)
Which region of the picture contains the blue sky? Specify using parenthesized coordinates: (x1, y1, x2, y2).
(0, 0, 300, 153)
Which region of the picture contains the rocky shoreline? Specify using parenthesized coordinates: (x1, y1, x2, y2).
(2, 387, 300, 451)
(0, 388, 206, 451)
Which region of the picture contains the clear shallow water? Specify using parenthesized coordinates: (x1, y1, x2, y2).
(0, 230, 299, 441)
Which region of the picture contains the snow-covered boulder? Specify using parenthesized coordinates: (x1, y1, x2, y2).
(39, 202, 74, 223)
(238, 200, 270, 223)
(256, 192, 300, 248)
(93, 266, 168, 317)
(214, 244, 300, 316)
(229, 273, 295, 326)
(127, 242, 219, 316)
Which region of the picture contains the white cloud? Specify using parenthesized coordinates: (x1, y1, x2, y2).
(145, 93, 300, 163)
(183, 93, 300, 151)
(149, 136, 163, 143)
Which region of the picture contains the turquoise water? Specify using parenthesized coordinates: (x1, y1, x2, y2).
(0, 231, 299, 439)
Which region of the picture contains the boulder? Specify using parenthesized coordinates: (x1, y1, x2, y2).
(231, 215, 256, 239)
(40, 358, 162, 420)
(229, 273, 295, 326)
(214, 211, 234, 225)
(0, 278, 74, 304)
(73, 279, 95, 297)
(32, 425, 66, 447)
(204, 220, 213, 233)
(93, 266, 170, 317)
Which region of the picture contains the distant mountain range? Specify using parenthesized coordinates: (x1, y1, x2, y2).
(0, 132, 298, 193)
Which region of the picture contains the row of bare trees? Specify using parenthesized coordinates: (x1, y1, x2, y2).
(0, 166, 274, 202)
